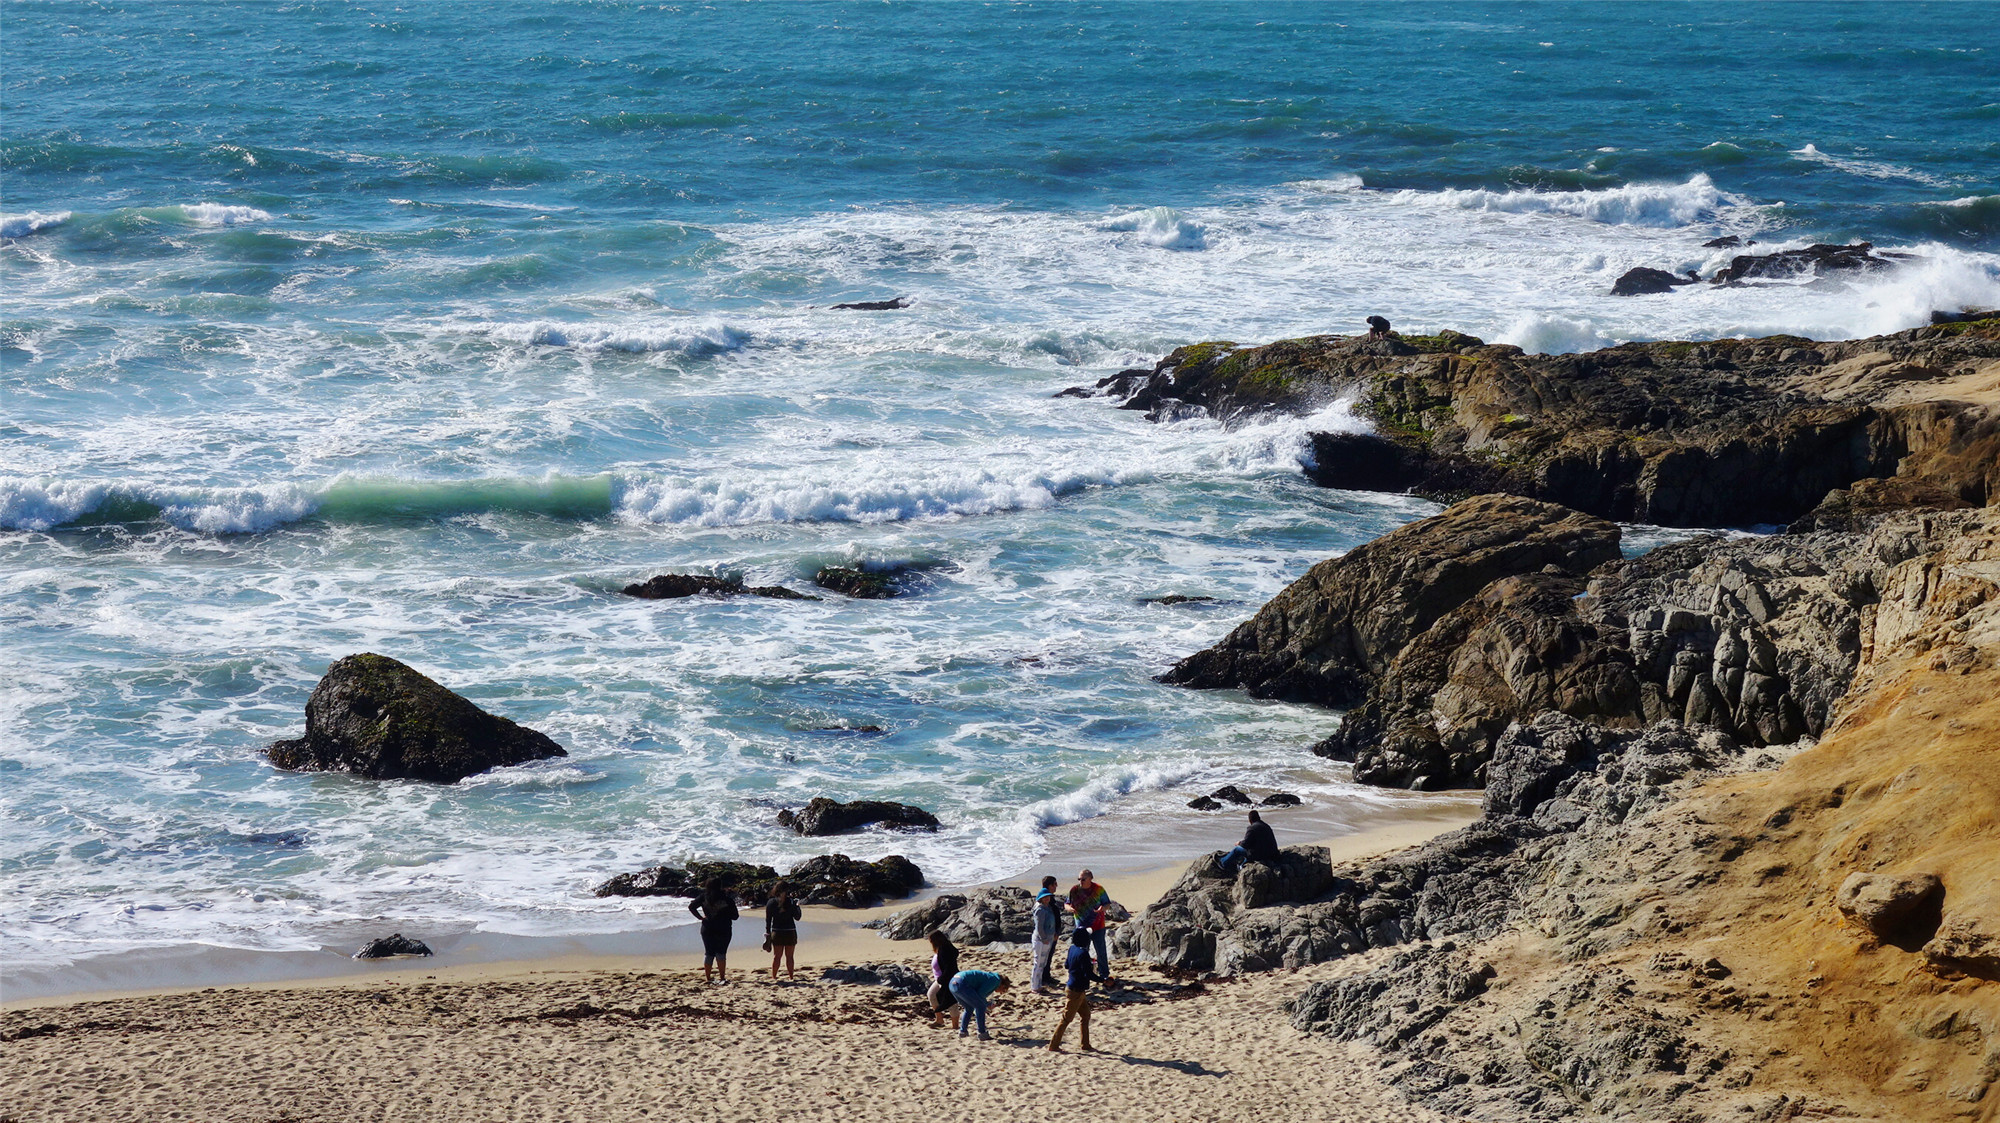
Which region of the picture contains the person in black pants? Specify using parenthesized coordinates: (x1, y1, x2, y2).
(688, 879, 740, 984)
(765, 880, 802, 980)
(1219, 809, 1282, 874)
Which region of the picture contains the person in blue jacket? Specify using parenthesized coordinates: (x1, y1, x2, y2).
(1047, 927, 1097, 1052)
(947, 968, 1011, 1040)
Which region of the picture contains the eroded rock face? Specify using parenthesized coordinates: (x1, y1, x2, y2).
(876, 886, 1036, 945)
(1162, 495, 1621, 710)
(776, 798, 940, 836)
(1835, 871, 1943, 948)
(267, 654, 566, 783)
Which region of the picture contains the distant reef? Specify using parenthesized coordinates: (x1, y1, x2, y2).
(1101, 318, 1999, 1120)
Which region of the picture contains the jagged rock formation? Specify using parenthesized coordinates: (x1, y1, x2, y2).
(813, 566, 904, 598)
(1169, 496, 1988, 791)
(876, 886, 1132, 945)
(594, 853, 922, 908)
(776, 798, 940, 836)
(1128, 505, 1999, 1121)
(267, 654, 566, 783)
(1077, 317, 1999, 529)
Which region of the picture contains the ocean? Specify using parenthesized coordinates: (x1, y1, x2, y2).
(3, 1, 1997, 976)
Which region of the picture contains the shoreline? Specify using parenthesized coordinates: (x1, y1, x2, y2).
(1, 801, 1478, 1011)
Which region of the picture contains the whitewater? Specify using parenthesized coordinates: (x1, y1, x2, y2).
(4, 2, 1997, 976)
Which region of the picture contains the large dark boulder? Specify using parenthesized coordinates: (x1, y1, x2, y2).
(814, 566, 903, 599)
(268, 654, 566, 783)
(776, 798, 940, 836)
(1710, 241, 1900, 285)
(1161, 495, 1621, 708)
(593, 853, 923, 908)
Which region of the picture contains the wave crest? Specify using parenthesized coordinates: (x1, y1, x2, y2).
(471, 318, 749, 354)
(1409, 174, 1737, 228)
(1101, 206, 1208, 250)
(1, 211, 71, 238)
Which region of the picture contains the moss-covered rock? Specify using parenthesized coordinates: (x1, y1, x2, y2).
(268, 653, 567, 783)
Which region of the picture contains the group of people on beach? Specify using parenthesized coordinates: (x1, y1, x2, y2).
(685, 812, 1284, 1053)
(685, 878, 802, 984)
(927, 868, 1115, 1051)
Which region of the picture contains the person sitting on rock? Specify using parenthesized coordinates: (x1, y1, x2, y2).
(927, 930, 961, 1028)
(764, 880, 802, 981)
(1047, 928, 1097, 1053)
(1367, 315, 1392, 338)
(948, 969, 1010, 1041)
(1219, 809, 1282, 874)
(687, 879, 740, 984)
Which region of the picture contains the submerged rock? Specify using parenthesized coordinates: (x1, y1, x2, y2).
(622, 574, 819, 600)
(1139, 594, 1218, 606)
(1611, 266, 1697, 296)
(267, 654, 566, 783)
(1187, 796, 1222, 811)
(1259, 792, 1302, 807)
(813, 566, 904, 599)
(830, 296, 911, 311)
(776, 798, 940, 836)
(1710, 241, 1902, 284)
(354, 934, 433, 959)
(1207, 785, 1252, 805)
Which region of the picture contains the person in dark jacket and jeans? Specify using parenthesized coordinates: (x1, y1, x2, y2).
(1219, 809, 1281, 874)
(765, 880, 802, 980)
(688, 879, 740, 984)
(1047, 928, 1096, 1053)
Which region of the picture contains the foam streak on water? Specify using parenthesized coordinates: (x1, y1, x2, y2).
(3, 2, 1997, 974)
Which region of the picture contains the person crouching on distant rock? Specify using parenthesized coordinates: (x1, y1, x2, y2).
(928, 930, 962, 1027)
(1219, 809, 1282, 875)
(948, 968, 1010, 1040)
(764, 880, 802, 981)
(1367, 315, 1393, 338)
(688, 878, 740, 984)
(1048, 928, 1097, 1053)
(1030, 875, 1063, 994)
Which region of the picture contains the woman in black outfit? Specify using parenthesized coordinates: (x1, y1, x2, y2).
(765, 880, 802, 980)
(688, 879, 739, 984)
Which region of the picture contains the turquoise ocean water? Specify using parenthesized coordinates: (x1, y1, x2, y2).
(4, 2, 1998, 972)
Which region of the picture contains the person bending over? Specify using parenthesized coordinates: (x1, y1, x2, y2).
(1219, 809, 1281, 874)
(1048, 928, 1097, 1053)
(948, 969, 1010, 1040)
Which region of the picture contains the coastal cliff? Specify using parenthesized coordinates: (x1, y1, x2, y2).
(1117, 321, 2000, 1120)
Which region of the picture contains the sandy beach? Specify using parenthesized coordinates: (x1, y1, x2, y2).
(0, 817, 1475, 1123)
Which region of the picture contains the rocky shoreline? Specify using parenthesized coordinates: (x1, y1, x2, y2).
(1077, 316, 1998, 1121)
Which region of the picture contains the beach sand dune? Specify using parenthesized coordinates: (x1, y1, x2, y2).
(0, 947, 1456, 1123)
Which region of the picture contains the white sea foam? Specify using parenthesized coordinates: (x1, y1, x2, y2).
(1101, 205, 1208, 250)
(1789, 143, 1952, 189)
(173, 203, 275, 226)
(1406, 174, 1739, 227)
(469, 318, 748, 354)
(1, 210, 71, 238)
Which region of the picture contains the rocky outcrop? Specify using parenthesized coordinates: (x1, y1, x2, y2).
(267, 654, 566, 783)
(621, 574, 818, 600)
(877, 885, 1132, 945)
(1084, 317, 2000, 529)
(593, 853, 922, 908)
(1709, 241, 1905, 285)
(776, 798, 940, 836)
(1151, 506, 2000, 1122)
(1162, 495, 1621, 712)
(1171, 497, 1988, 790)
